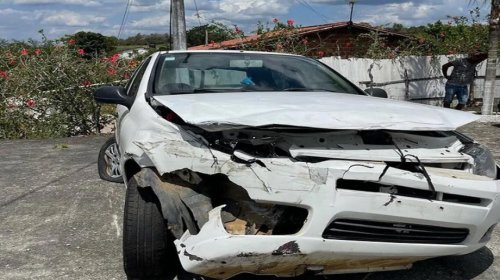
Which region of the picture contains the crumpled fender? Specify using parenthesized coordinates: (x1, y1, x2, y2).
(133, 168, 212, 238)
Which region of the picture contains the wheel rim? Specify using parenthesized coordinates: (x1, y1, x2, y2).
(104, 143, 121, 178)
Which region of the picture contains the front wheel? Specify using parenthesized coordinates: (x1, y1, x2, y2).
(123, 178, 170, 279)
(97, 136, 123, 183)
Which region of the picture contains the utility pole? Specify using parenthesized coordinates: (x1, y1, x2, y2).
(171, 0, 187, 50)
(481, 0, 499, 115)
(348, 0, 355, 25)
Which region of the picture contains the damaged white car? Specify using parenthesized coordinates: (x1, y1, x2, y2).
(94, 50, 500, 279)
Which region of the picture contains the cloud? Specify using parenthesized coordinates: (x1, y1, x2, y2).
(309, 0, 410, 5)
(354, 0, 475, 26)
(0, 0, 491, 40)
(129, 15, 169, 28)
(37, 10, 106, 26)
(13, 0, 101, 6)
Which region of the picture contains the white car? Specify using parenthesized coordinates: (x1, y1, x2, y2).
(94, 50, 500, 279)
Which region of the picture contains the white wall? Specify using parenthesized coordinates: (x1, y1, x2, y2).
(319, 55, 499, 106)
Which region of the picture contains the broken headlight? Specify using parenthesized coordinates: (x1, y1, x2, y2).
(461, 143, 498, 179)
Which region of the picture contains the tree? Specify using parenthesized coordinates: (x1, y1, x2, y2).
(118, 33, 169, 46)
(187, 22, 237, 47)
(481, 0, 499, 115)
(71, 31, 117, 57)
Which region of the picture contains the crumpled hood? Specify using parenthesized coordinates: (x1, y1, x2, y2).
(152, 91, 479, 131)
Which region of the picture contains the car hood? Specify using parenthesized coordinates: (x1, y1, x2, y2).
(152, 91, 479, 131)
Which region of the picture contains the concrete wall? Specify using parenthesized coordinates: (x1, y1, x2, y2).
(319, 55, 500, 106)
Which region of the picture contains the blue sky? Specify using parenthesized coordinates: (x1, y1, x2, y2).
(0, 0, 491, 41)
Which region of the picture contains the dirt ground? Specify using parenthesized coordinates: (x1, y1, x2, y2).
(0, 121, 498, 280)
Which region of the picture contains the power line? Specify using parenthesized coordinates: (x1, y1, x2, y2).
(118, 0, 133, 39)
(294, 0, 329, 23)
(193, 0, 202, 27)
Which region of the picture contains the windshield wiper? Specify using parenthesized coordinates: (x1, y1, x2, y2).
(157, 88, 247, 95)
(193, 88, 253, 93)
(281, 88, 336, 92)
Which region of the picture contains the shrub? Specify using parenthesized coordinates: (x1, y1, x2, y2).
(0, 33, 138, 139)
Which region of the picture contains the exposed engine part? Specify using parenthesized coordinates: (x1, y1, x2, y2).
(134, 169, 308, 238)
(460, 143, 498, 179)
(181, 127, 474, 174)
(222, 201, 308, 235)
(205, 176, 308, 235)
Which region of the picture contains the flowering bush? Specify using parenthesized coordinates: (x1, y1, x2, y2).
(0, 34, 139, 139)
(246, 19, 328, 58)
(240, 14, 489, 60)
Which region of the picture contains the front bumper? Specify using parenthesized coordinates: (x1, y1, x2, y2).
(173, 162, 500, 279)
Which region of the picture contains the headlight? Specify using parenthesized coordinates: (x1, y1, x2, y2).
(461, 143, 498, 179)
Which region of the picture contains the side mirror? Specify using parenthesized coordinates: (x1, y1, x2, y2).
(365, 88, 388, 98)
(94, 86, 132, 108)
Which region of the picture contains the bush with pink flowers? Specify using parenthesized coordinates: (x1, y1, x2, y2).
(0, 35, 139, 139)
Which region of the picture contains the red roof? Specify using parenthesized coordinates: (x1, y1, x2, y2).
(189, 22, 408, 50)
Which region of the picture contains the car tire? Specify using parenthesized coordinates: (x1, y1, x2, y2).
(123, 177, 170, 279)
(97, 136, 124, 183)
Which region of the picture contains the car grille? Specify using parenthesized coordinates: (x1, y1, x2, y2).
(323, 219, 469, 244)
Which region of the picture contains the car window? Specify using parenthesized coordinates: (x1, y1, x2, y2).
(126, 57, 152, 97)
(153, 53, 364, 95)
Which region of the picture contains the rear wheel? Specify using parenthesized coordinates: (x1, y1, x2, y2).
(123, 177, 170, 279)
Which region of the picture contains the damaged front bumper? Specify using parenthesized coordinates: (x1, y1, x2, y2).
(168, 160, 500, 279)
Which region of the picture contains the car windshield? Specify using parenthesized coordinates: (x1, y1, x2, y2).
(153, 52, 364, 95)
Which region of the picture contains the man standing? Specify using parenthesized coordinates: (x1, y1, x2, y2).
(442, 53, 487, 110)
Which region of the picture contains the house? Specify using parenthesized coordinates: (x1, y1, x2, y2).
(189, 22, 411, 58)
(119, 47, 149, 59)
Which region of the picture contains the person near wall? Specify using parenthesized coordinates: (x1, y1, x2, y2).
(441, 52, 487, 110)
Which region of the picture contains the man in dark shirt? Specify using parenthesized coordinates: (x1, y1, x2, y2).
(442, 52, 487, 110)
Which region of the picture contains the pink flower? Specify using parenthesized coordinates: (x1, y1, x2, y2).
(317, 50, 325, 58)
(287, 19, 295, 26)
(110, 53, 120, 63)
(68, 39, 76, 45)
(21, 49, 28, 56)
(235, 26, 242, 34)
(77, 49, 85, 55)
(107, 67, 116, 76)
(34, 49, 42, 56)
(82, 80, 92, 88)
(272, 18, 279, 23)
(0, 71, 8, 78)
(25, 98, 36, 108)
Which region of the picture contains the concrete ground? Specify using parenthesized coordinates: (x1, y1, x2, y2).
(0, 122, 499, 280)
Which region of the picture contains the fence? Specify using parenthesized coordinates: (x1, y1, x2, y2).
(319, 55, 500, 107)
